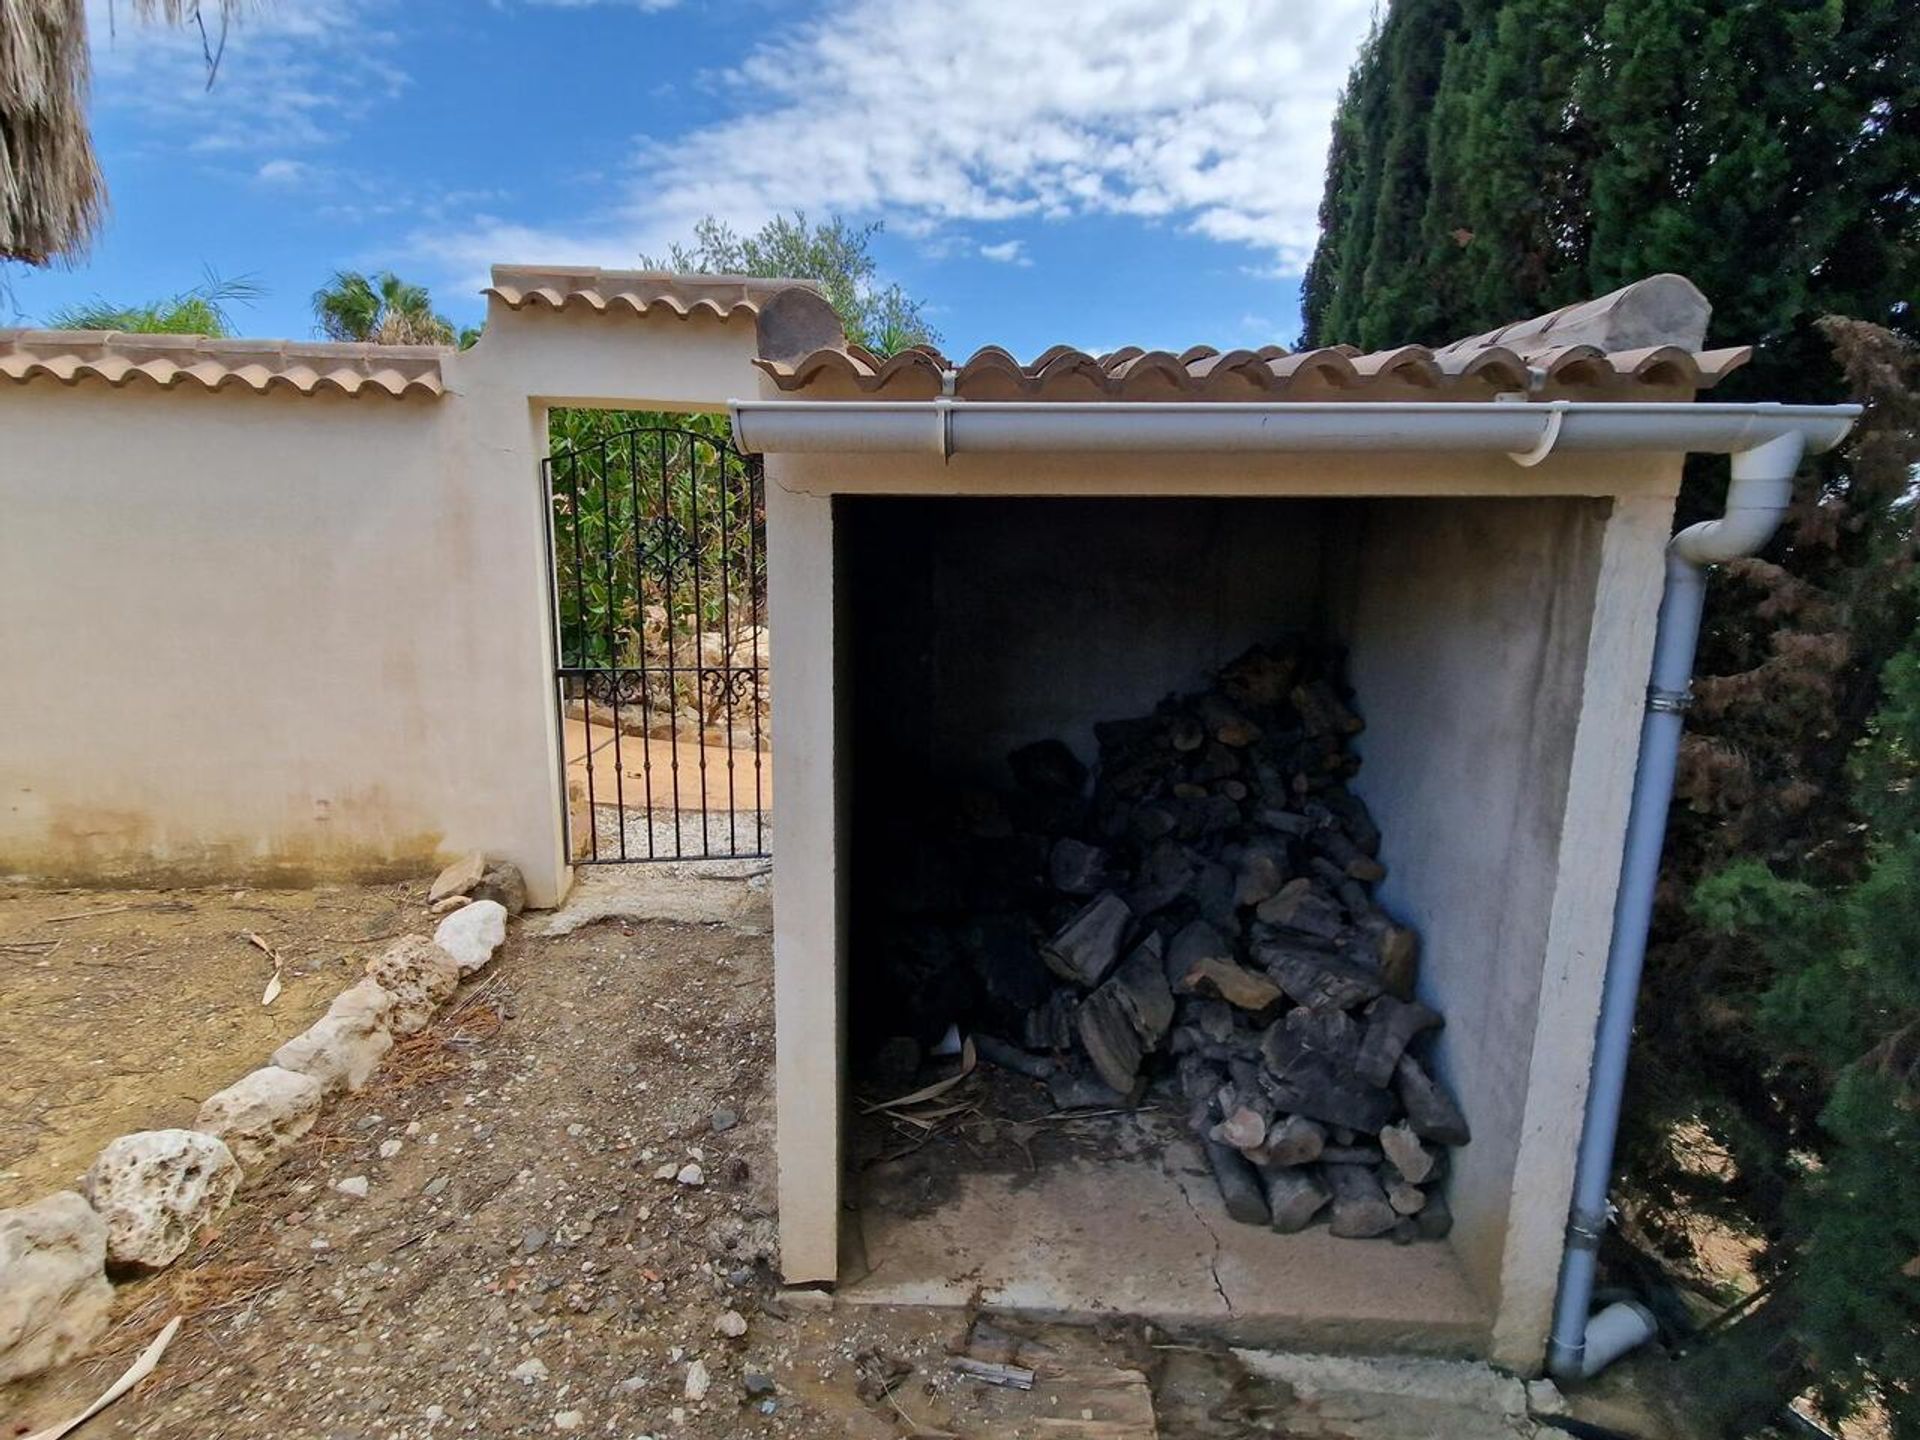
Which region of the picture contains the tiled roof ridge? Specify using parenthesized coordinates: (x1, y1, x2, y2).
(751, 274, 1751, 402)
(753, 339, 1751, 400)
(0, 328, 447, 399)
(484, 266, 821, 321)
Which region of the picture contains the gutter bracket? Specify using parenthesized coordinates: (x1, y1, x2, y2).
(1507, 402, 1567, 467)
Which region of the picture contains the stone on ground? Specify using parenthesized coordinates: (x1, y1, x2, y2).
(83, 1129, 242, 1270)
(472, 861, 528, 916)
(195, 1066, 324, 1179)
(435, 899, 508, 976)
(366, 934, 461, 1036)
(272, 1003, 395, 1095)
(428, 850, 487, 903)
(0, 1191, 114, 1384)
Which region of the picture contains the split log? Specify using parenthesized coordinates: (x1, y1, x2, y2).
(1106, 934, 1175, 1047)
(1041, 893, 1133, 987)
(1387, 1178, 1427, 1216)
(1257, 808, 1314, 839)
(1261, 1005, 1362, 1076)
(1257, 945, 1383, 1013)
(1379, 1120, 1437, 1185)
(1168, 714, 1206, 752)
(1292, 679, 1363, 737)
(1264, 1115, 1326, 1166)
(1203, 1141, 1271, 1227)
(1210, 1106, 1269, 1152)
(1319, 788, 1381, 856)
(1257, 1052, 1395, 1134)
(1349, 914, 1419, 1001)
(1324, 1163, 1397, 1238)
(1180, 957, 1284, 1013)
(1415, 1186, 1453, 1240)
(1049, 837, 1113, 896)
(1127, 839, 1193, 913)
(1049, 1066, 1133, 1111)
(1261, 1166, 1330, 1233)
(1075, 987, 1144, 1094)
(1396, 1055, 1472, 1146)
(1318, 1145, 1384, 1167)
(1313, 825, 1386, 884)
(1218, 645, 1298, 711)
(1254, 879, 1346, 941)
(975, 1034, 1057, 1082)
(1198, 694, 1262, 748)
(1022, 990, 1076, 1053)
(1354, 996, 1443, 1088)
(1233, 842, 1290, 908)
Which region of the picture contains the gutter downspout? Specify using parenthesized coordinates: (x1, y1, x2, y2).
(1546, 429, 1809, 1382)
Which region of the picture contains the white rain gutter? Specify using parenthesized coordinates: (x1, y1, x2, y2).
(729, 397, 1856, 462)
(730, 391, 1860, 1381)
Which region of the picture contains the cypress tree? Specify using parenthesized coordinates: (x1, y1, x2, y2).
(1302, 3, 1920, 1427)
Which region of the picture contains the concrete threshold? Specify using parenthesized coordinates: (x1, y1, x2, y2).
(840, 1133, 1492, 1355)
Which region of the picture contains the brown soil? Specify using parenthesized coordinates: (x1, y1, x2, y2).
(0, 880, 417, 1205)
(0, 899, 1314, 1440)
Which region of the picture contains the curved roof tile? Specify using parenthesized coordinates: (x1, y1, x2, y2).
(484, 266, 818, 323)
(0, 330, 446, 398)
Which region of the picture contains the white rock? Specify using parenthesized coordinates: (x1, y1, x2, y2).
(367, 935, 460, 1036)
(83, 1130, 240, 1270)
(684, 1358, 711, 1401)
(511, 1357, 550, 1384)
(713, 1309, 748, 1338)
(0, 1191, 113, 1384)
(195, 1066, 324, 1180)
(553, 1411, 584, 1431)
(434, 900, 508, 976)
(378, 1139, 404, 1160)
(676, 1164, 705, 1188)
(428, 850, 486, 903)
(335, 1176, 369, 1198)
(272, 979, 396, 1095)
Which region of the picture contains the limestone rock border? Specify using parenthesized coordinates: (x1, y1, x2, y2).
(0, 863, 520, 1388)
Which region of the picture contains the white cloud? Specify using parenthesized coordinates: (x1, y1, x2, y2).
(255, 158, 315, 185)
(978, 239, 1031, 266)
(85, 0, 406, 156)
(418, 0, 1376, 285)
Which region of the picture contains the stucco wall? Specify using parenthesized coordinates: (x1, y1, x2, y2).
(0, 303, 768, 903)
(766, 444, 1679, 1370)
(1342, 497, 1606, 1318)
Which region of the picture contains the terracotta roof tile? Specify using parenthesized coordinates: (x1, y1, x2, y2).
(0, 330, 446, 398)
(751, 275, 1752, 403)
(484, 266, 817, 321)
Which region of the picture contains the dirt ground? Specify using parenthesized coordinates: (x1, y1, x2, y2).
(0, 880, 417, 1205)
(1, 874, 1712, 1440)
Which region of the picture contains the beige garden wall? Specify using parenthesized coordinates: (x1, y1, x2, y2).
(0, 273, 779, 905)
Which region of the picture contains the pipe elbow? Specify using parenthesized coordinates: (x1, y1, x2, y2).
(1668, 430, 1804, 567)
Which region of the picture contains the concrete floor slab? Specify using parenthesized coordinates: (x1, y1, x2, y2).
(841, 1132, 1492, 1355)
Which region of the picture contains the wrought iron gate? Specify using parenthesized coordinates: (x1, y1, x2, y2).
(545, 424, 768, 862)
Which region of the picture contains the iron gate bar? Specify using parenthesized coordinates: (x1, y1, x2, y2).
(543, 422, 769, 864)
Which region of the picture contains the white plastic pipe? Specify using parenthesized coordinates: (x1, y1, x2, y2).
(729, 397, 1857, 463)
(1546, 425, 1853, 1382)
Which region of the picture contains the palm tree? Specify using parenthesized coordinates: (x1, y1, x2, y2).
(311, 270, 458, 345)
(3, 0, 246, 265)
(46, 272, 262, 335)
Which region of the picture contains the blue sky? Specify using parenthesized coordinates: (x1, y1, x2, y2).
(7, 0, 1379, 357)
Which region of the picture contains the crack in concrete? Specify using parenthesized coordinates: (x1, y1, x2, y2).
(1173, 1169, 1236, 1318)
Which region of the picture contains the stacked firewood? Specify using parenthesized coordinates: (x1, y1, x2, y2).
(929, 640, 1470, 1243)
